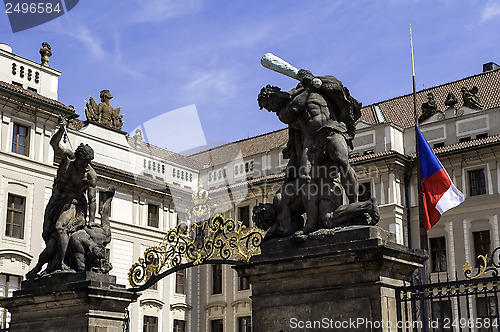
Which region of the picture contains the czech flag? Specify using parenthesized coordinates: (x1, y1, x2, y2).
(417, 127, 465, 232)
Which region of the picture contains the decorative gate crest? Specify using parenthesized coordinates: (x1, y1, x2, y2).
(128, 185, 265, 291)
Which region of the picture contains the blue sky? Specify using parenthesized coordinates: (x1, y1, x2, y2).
(1, 1, 500, 153)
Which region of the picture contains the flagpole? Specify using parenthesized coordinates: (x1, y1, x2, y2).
(411, 25, 430, 331)
(410, 25, 428, 254)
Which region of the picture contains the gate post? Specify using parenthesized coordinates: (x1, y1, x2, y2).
(235, 226, 426, 332)
(0, 271, 138, 332)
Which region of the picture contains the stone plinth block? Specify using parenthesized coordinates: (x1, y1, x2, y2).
(0, 271, 138, 332)
(234, 226, 426, 332)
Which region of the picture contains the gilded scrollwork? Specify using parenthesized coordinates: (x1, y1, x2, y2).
(188, 182, 212, 222)
(463, 246, 500, 279)
(128, 215, 265, 288)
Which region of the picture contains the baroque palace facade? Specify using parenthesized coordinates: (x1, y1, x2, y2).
(0, 42, 499, 331)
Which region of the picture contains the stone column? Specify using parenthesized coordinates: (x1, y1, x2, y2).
(0, 271, 138, 332)
(234, 226, 426, 332)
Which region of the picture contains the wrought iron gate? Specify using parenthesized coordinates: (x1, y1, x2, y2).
(127, 185, 265, 291)
(396, 248, 500, 332)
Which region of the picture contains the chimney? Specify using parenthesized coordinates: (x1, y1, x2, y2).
(483, 62, 500, 72)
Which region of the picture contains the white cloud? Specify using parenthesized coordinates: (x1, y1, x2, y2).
(68, 24, 106, 61)
(58, 21, 145, 78)
(130, 0, 203, 23)
(481, 1, 500, 22)
(183, 69, 236, 102)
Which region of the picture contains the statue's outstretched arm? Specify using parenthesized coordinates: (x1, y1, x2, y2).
(50, 119, 73, 158)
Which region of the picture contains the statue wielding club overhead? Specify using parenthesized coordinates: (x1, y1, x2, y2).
(27, 116, 113, 279)
(255, 54, 379, 241)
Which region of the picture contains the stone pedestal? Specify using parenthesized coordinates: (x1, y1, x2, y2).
(234, 226, 426, 332)
(0, 271, 138, 332)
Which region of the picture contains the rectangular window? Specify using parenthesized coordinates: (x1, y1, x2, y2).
(173, 319, 186, 332)
(238, 275, 249, 291)
(473, 230, 491, 267)
(430, 237, 447, 272)
(5, 194, 25, 239)
(175, 270, 185, 294)
(238, 316, 252, 332)
(0, 274, 21, 330)
(143, 315, 158, 332)
(212, 264, 222, 294)
(148, 204, 159, 228)
(11, 123, 29, 156)
(238, 206, 250, 227)
(469, 169, 486, 196)
(358, 182, 372, 202)
(211, 319, 223, 332)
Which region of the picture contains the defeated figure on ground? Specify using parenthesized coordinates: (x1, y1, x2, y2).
(27, 117, 113, 279)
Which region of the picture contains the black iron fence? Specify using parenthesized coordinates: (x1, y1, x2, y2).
(396, 248, 500, 332)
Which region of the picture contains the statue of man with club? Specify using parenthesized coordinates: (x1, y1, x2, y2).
(255, 54, 379, 240)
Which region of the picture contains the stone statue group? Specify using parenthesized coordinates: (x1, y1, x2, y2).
(255, 69, 379, 241)
(27, 116, 113, 279)
(26, 60, 379, 279)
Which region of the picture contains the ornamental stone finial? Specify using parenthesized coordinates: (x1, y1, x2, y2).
(40, 42, 52, 67)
